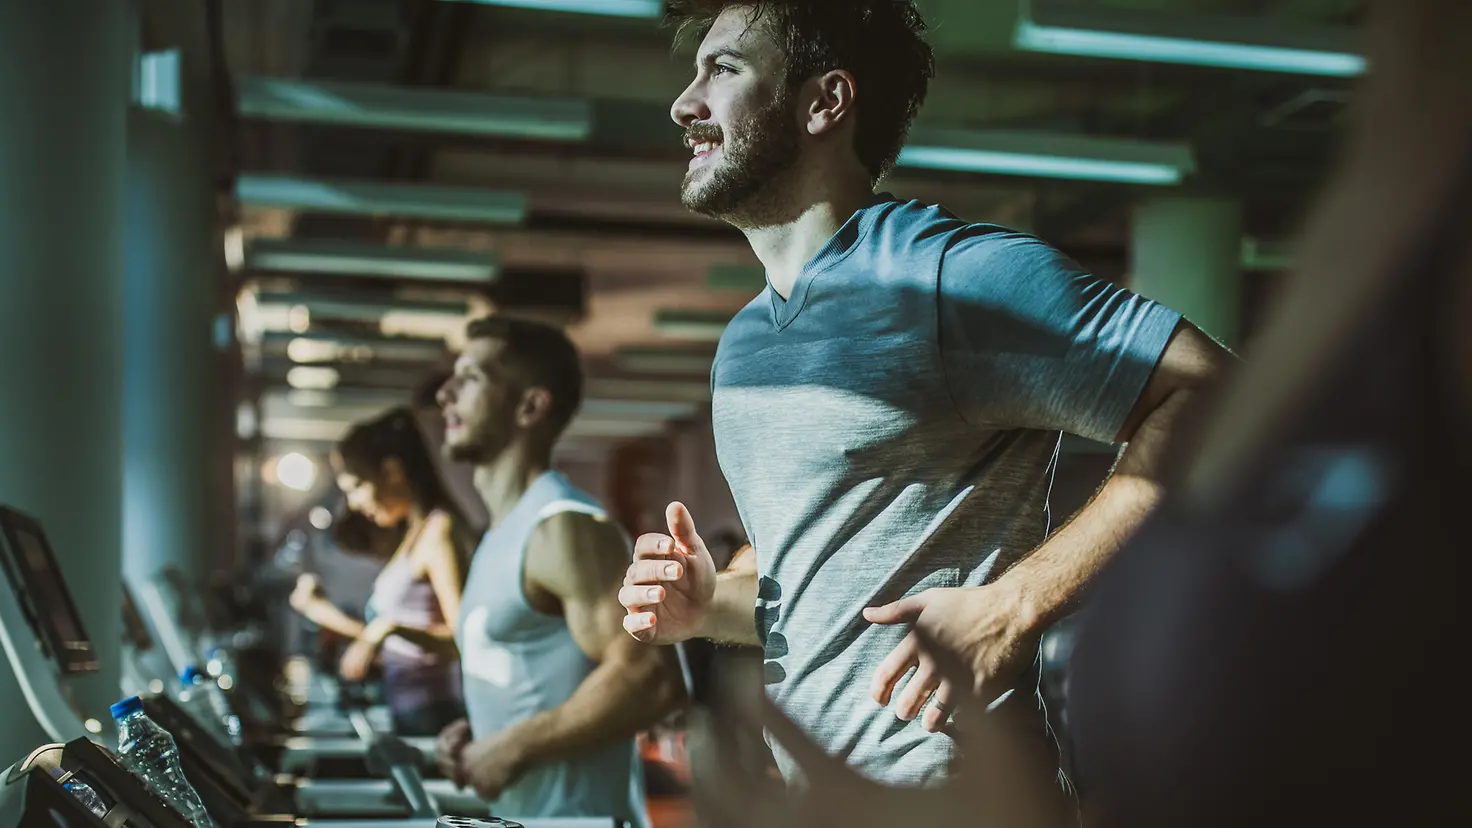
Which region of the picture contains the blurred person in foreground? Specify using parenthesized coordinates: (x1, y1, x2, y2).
(289, 407, 476, 736)
(1063, 0, 1471, 824)
(618, 0, 1229, 810)
(433, 316, 685, 828)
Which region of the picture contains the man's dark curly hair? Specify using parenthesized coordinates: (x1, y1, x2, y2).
(668, 0, 935, 183)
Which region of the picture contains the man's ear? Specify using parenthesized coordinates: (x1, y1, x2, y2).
(805, 68, 858, 137)
(516, 387, 554, 430)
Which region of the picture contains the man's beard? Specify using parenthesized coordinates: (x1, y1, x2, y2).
(681, 91, 802, 226)
(445, 440, 489, 465)
(443, 419, 514, 466)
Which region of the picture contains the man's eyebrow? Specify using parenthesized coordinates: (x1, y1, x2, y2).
(697, 47, 747, 69)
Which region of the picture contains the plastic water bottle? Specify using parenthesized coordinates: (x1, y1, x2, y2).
(111, 696, 217, 827)
(200, 652, 245, 744)
(177, 666, 223, 737)
(179, 665, 242, 746)
(60, 776, 108, 818)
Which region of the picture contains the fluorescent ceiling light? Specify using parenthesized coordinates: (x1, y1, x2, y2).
(254, 292, 472, 341)
(266, 388, 408, 411)
(255, 292, 471, 324)
(236, 76, 592, 141)
(1013, 1, 1365, 77)
(899, 128, 1194, 185)
(286, 366, 341, 391)
(653, 309, 734, 342)
(381, 311, 468, 342)
(270, 332, 448, 365)
(261, 390, 410, 431)
(442, 0, 663, 17)
(237, 175, 528, 224)
(261, 417, 354, 443)
(286, 337, 342, 364)
(900, 147, 1182, 185)
(247, 239, 499, 283)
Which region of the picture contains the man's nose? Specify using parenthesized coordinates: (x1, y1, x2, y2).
(670, 82, 709, 128)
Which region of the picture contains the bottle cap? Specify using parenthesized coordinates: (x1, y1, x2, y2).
(109, 696, 144, 720)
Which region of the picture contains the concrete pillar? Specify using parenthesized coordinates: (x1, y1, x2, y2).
(0, 0, 133, 759)
(1131, 196, 1244, 347)
(123, 96, 227, 589)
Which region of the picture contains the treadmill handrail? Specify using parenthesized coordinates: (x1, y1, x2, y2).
(351, 709, 439, 819)
(388, 764, 437, 819)
(133, 578, 197, 677)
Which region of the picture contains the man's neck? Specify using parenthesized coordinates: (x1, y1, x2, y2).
(473, 441, 551, 527)
(743, 174, 875, 300)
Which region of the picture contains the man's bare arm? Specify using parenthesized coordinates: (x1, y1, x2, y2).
(997, 321, 1229, 629)
(501, 512, 687, 766)
(866, 321, 1232, 722)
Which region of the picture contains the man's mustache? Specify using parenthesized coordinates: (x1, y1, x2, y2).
(685, 124, 724, 146)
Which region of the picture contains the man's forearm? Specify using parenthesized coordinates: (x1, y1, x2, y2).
(506, 650, 685, 767)
(699, 545, 760, 646)
(997, 390, 1190, 630)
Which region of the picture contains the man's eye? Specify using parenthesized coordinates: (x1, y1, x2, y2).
(713, 64, 735, 76)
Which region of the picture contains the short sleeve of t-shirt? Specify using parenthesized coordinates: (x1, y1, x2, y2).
(939, 228, 1182, 443)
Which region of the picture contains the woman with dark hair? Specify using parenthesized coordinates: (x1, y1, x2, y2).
(289, 406, 476, 736)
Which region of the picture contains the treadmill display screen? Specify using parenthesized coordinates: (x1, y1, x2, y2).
(0, 506, 99, 674)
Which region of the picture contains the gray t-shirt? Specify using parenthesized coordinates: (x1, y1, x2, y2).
(711, 196, 1181, 788)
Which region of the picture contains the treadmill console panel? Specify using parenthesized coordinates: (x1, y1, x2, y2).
(0, 506, 98, 674)
(1, 739, 193, 828)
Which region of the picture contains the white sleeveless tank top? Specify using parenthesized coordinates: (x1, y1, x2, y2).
(456, 471, 648, 828)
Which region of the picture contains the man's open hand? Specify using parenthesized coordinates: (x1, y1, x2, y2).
(620, 502, 718, 644)
(864, 584, 1042, 731)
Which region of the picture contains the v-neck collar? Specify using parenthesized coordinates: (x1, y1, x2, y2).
(768, 194, 894, 330)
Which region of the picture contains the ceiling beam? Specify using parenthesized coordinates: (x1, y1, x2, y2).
(237, 174, 528, 223)
(245, 238, 500, 282)
(236, 75, 592, 141)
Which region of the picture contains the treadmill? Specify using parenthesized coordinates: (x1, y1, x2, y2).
(0, 504, 623, 828)
(131, 570, 431, 775)
(130, 570, 442, 781)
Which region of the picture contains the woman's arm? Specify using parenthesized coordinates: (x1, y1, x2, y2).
(376, 512, 462, 658)
(421, 513, 465, 627)
(290, 575, 368, 639)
